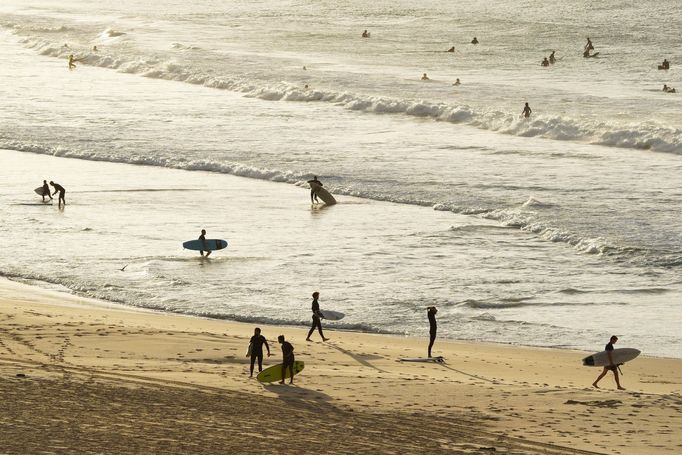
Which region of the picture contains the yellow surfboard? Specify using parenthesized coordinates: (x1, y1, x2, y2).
(257, 361, 305, 383)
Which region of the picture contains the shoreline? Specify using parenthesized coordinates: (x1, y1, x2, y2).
(7, 275, 680, 362)
(1, 277, 680, 454)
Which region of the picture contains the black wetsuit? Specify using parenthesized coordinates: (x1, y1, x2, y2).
(281, 341, 295, 381)
(199, 233, 210, 256)
(307, 179, 322, 203)
(604, 342, 616, 370)
(42, 183, 52, 201)
(428, 310, 437, 357)
(52, 183, 66, 205)
(307, 298, 325, 340)
(249, 334, 270, 374)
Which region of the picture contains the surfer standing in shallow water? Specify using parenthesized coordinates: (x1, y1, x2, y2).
(427, 306, 438, 357)
(50, 181, 66, 207)
(306, 291, 329, 342)
(41, 180, 52, 202)
(521, 102, 532, 118)
(307, 176, 322, 203)
(592, 335, 625, 390)
(199, 229, 211, 257)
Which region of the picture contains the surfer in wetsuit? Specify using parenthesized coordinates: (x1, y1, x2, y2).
(453, 78, 461, 86)
(592, 335, 625, 390)
(307, 176, 322, 203)
(50, 181, 66, 207)
(549, 51, 556, 64)
(362, 30, 370, 38)
(199, 229, 211, 257)
(541, 57, 550, 67)
(447, 46, 455, 52)
(585, 37, 594, 52)
(521, 102, 532, 118)
(68, 54, 83, 69)
(427, 306, 438, 357)
(278, 335, 295, 384)
(306, 291, 329, 342)
(248, 327, 271, 377)
(421, 73, 430, 80)
(41, 180, 52, 202)
(471, 37, 479, 45)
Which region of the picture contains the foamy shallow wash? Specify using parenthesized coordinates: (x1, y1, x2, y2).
(0, 0, 680, 357)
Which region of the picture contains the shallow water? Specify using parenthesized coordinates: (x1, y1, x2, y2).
(0, 0, 680, 357)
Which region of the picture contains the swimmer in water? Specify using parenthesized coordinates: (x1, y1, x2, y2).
(549, 51, 556, 64)
(521, 102, 532, 118)
(421, 73, 430, 80)
(362, 30, 370, 38)
(452, 78, 461, 86)
(541, 57, 550, 67)
(92, 45, 98, 52)
(446, 46, 455, 52)
(471, 37, 479, 45)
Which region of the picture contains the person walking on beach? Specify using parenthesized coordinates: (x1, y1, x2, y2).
(247, 327, 271, 377)
(592, 335, 625, 390)
(40, 180, 52, 202)
(306, 291, 329, 342)
(307, 176, 322, 203)
(521, 102, 532, 118)
(427, 306, 438, 357)
(278, 335, 295, 384)
(50, 181, 66, 207)
(199, 229, 211, 257)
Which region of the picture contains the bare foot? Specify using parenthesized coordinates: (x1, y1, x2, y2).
(323, 337, 330, 341)
(618, 386, 625, 390)
(592, 383, 599, 388)
(306, 338, 311, 342)
(279, 380, 285, 385)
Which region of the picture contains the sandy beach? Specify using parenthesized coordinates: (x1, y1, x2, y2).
(1, 278, 680, 454)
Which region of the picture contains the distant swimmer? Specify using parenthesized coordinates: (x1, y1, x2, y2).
(427, 306, 438, 358)
(198, 229, 211, 257)
(452, 78, 461, 86)
(40, 180, 52, 202)
(307, 176, 322, 203)
(306, 291, 329, 342)
(302, 65, 307, 71)
(304, 84, 309, 89)
(362, 30, 370, 38)
(277, 335, 295, 384)
(421, 73, 430, 80)
(658, 59, 670, 70)
(49, 181, 65, 206)
(549, 51, 556, 64)
(541, 57, 550, 67)
(247, 327, 271, 377)
(446, 46, 455, 52)
(471, 37, 479, 45)
(92, 45, 98, 52)
(521, 102, 532, 118)
(663, 84, 676, 93)
(592, 335, 625, 390)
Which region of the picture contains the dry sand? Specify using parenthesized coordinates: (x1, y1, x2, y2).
(1, 278, 680, 454)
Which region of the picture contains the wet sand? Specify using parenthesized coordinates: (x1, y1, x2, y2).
(1, 278, 680, 454)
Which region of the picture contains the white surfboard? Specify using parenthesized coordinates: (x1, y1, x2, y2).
(320, 310, 344, 321)
(399, 356, 445, 363)
(309, 182, 336, 205)
(582, 348, 640, 367)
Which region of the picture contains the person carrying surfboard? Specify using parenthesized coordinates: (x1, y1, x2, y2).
(592, 335, 625, 390)
(307, 176, 322, 203)
(198, 229, 211, 257)
(277, 335, 295, 385)
(427, 306, 438, 358)
(49, 181, 66, 207)
(247, 327, 271, 377)
(306, 291, 329, 342)
(41, 180, 52, 202)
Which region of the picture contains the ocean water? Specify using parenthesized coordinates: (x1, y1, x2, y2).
(0, 0, 680, 357)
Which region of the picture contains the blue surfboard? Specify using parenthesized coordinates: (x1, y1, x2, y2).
(182, 239, 228, 251)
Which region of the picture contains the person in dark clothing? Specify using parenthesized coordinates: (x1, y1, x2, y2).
(41, 180, 52, 202)
(198, 229, 211, 257)
(427, 306, 438, 357)
(306, 291, 329, 341)
(521, 102, 532, 118)
(247, 327, 271, 377)
(541, 57, 549, 67)
(592, 335, 625, 390)
(307, 176, 322, 203)
(549, 51, 556, 64)
(278, 335, 295, 384)
(50, 181, 66, 207)
(471, 37, 479, 45)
